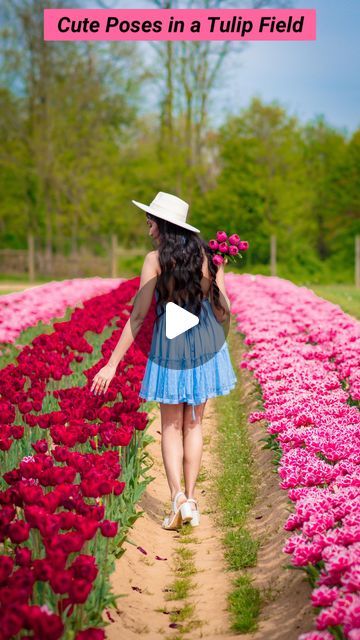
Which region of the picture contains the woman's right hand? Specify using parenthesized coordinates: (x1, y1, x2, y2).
(90, 364, 116, 395)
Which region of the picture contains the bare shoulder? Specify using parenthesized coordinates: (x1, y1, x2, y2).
(144, 250, 160, 274)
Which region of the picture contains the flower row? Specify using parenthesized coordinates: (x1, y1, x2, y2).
(225, 272, 360, 640)
(0, 277, 154, 639)
(0, 277, 123, 344)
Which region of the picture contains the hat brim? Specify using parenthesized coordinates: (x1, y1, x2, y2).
(131, 199, 200, 233)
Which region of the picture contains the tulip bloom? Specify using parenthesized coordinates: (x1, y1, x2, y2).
(216, 230, 228, 242)
(212, 254, 224, 266)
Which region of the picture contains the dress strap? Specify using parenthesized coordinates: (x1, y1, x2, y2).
(192, 404, 196, 421)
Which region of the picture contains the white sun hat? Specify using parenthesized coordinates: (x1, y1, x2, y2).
(131, 191, 200, 233)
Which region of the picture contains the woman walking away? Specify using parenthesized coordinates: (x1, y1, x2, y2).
(91, 192, 237, 530)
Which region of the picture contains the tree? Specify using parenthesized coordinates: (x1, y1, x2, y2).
(193, 97, 309, 265)
(96, 0, 291, 195)
(302, 116, 347, 260)
(0, 1, 147, 258)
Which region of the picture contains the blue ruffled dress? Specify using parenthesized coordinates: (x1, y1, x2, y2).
(139, 295, 237, 412)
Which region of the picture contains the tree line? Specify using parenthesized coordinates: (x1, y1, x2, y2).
(0, 0, 359, 282)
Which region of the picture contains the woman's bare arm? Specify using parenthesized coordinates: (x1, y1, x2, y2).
(210, 262, 231, 323)
(215, 262, 230, 309)
(90, 252, 158, 395)
(106, 251, 159, 368)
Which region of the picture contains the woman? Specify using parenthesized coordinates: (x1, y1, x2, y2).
(90, 191, 236, 530)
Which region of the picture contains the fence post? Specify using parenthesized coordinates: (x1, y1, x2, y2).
(356, 234, 360, 289)
(270, 234, 277, 277)
(28, 232, 35, 283)
(110, 234, 117, 278)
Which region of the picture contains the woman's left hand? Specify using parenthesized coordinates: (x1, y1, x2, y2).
(90, 364, 116, 395)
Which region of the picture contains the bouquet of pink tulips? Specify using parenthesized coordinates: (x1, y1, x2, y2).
(208, 231, 249, 266)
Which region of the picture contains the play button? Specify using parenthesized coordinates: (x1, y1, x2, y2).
(130, 275, 230, 370)
(165, 302, 199, 339)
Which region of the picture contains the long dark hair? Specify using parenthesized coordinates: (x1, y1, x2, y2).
(146, 213, 226, 319)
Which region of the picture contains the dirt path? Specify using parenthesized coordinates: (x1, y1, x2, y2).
(105, 369, 315, 639)
(105, 400, 233, 639)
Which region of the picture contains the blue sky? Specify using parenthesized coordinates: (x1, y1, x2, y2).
(86, 0, 360, 134)
(214, 0, 360, 134)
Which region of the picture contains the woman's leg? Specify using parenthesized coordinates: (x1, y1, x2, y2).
(160, 402, 187, 513)
(183, 402, 206, 507)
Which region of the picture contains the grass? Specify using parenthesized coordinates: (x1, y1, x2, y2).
(224, 529, 260, 571)
(164, 540, 197, 602)
(0, 273, 49, 284)
(164, 578, 192, 601)
(309, 284, 360, 320)
(212, 323, 263, 633)
(159, 520, 203, 637)
(196, 467, 208, 483)
(213, 345, 257, 531)
(164, 544, 198, 602)
(173, 547, 197, 577)
(228, 575, 262, 633)
(0, 288, 30, 295)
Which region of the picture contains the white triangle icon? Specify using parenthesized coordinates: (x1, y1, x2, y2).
(165, 302, 199, 340)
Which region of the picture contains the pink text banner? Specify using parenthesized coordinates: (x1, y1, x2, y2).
(44, 9, 316, 41)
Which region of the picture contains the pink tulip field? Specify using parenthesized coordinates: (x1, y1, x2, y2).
(226, 273, 360, 640)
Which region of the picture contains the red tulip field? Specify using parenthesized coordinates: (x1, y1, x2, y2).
(0, 274, 359, 640)
(0, 277, 155, 640)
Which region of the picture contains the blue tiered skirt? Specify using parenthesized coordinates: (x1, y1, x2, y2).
(139, 298, 237, 409)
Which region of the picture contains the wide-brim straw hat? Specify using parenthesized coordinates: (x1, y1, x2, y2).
(131, 191, 200, 233)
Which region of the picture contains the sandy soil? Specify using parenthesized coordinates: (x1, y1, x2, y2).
(105, 401, 233, 640)
(105, 359, 316, 640)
